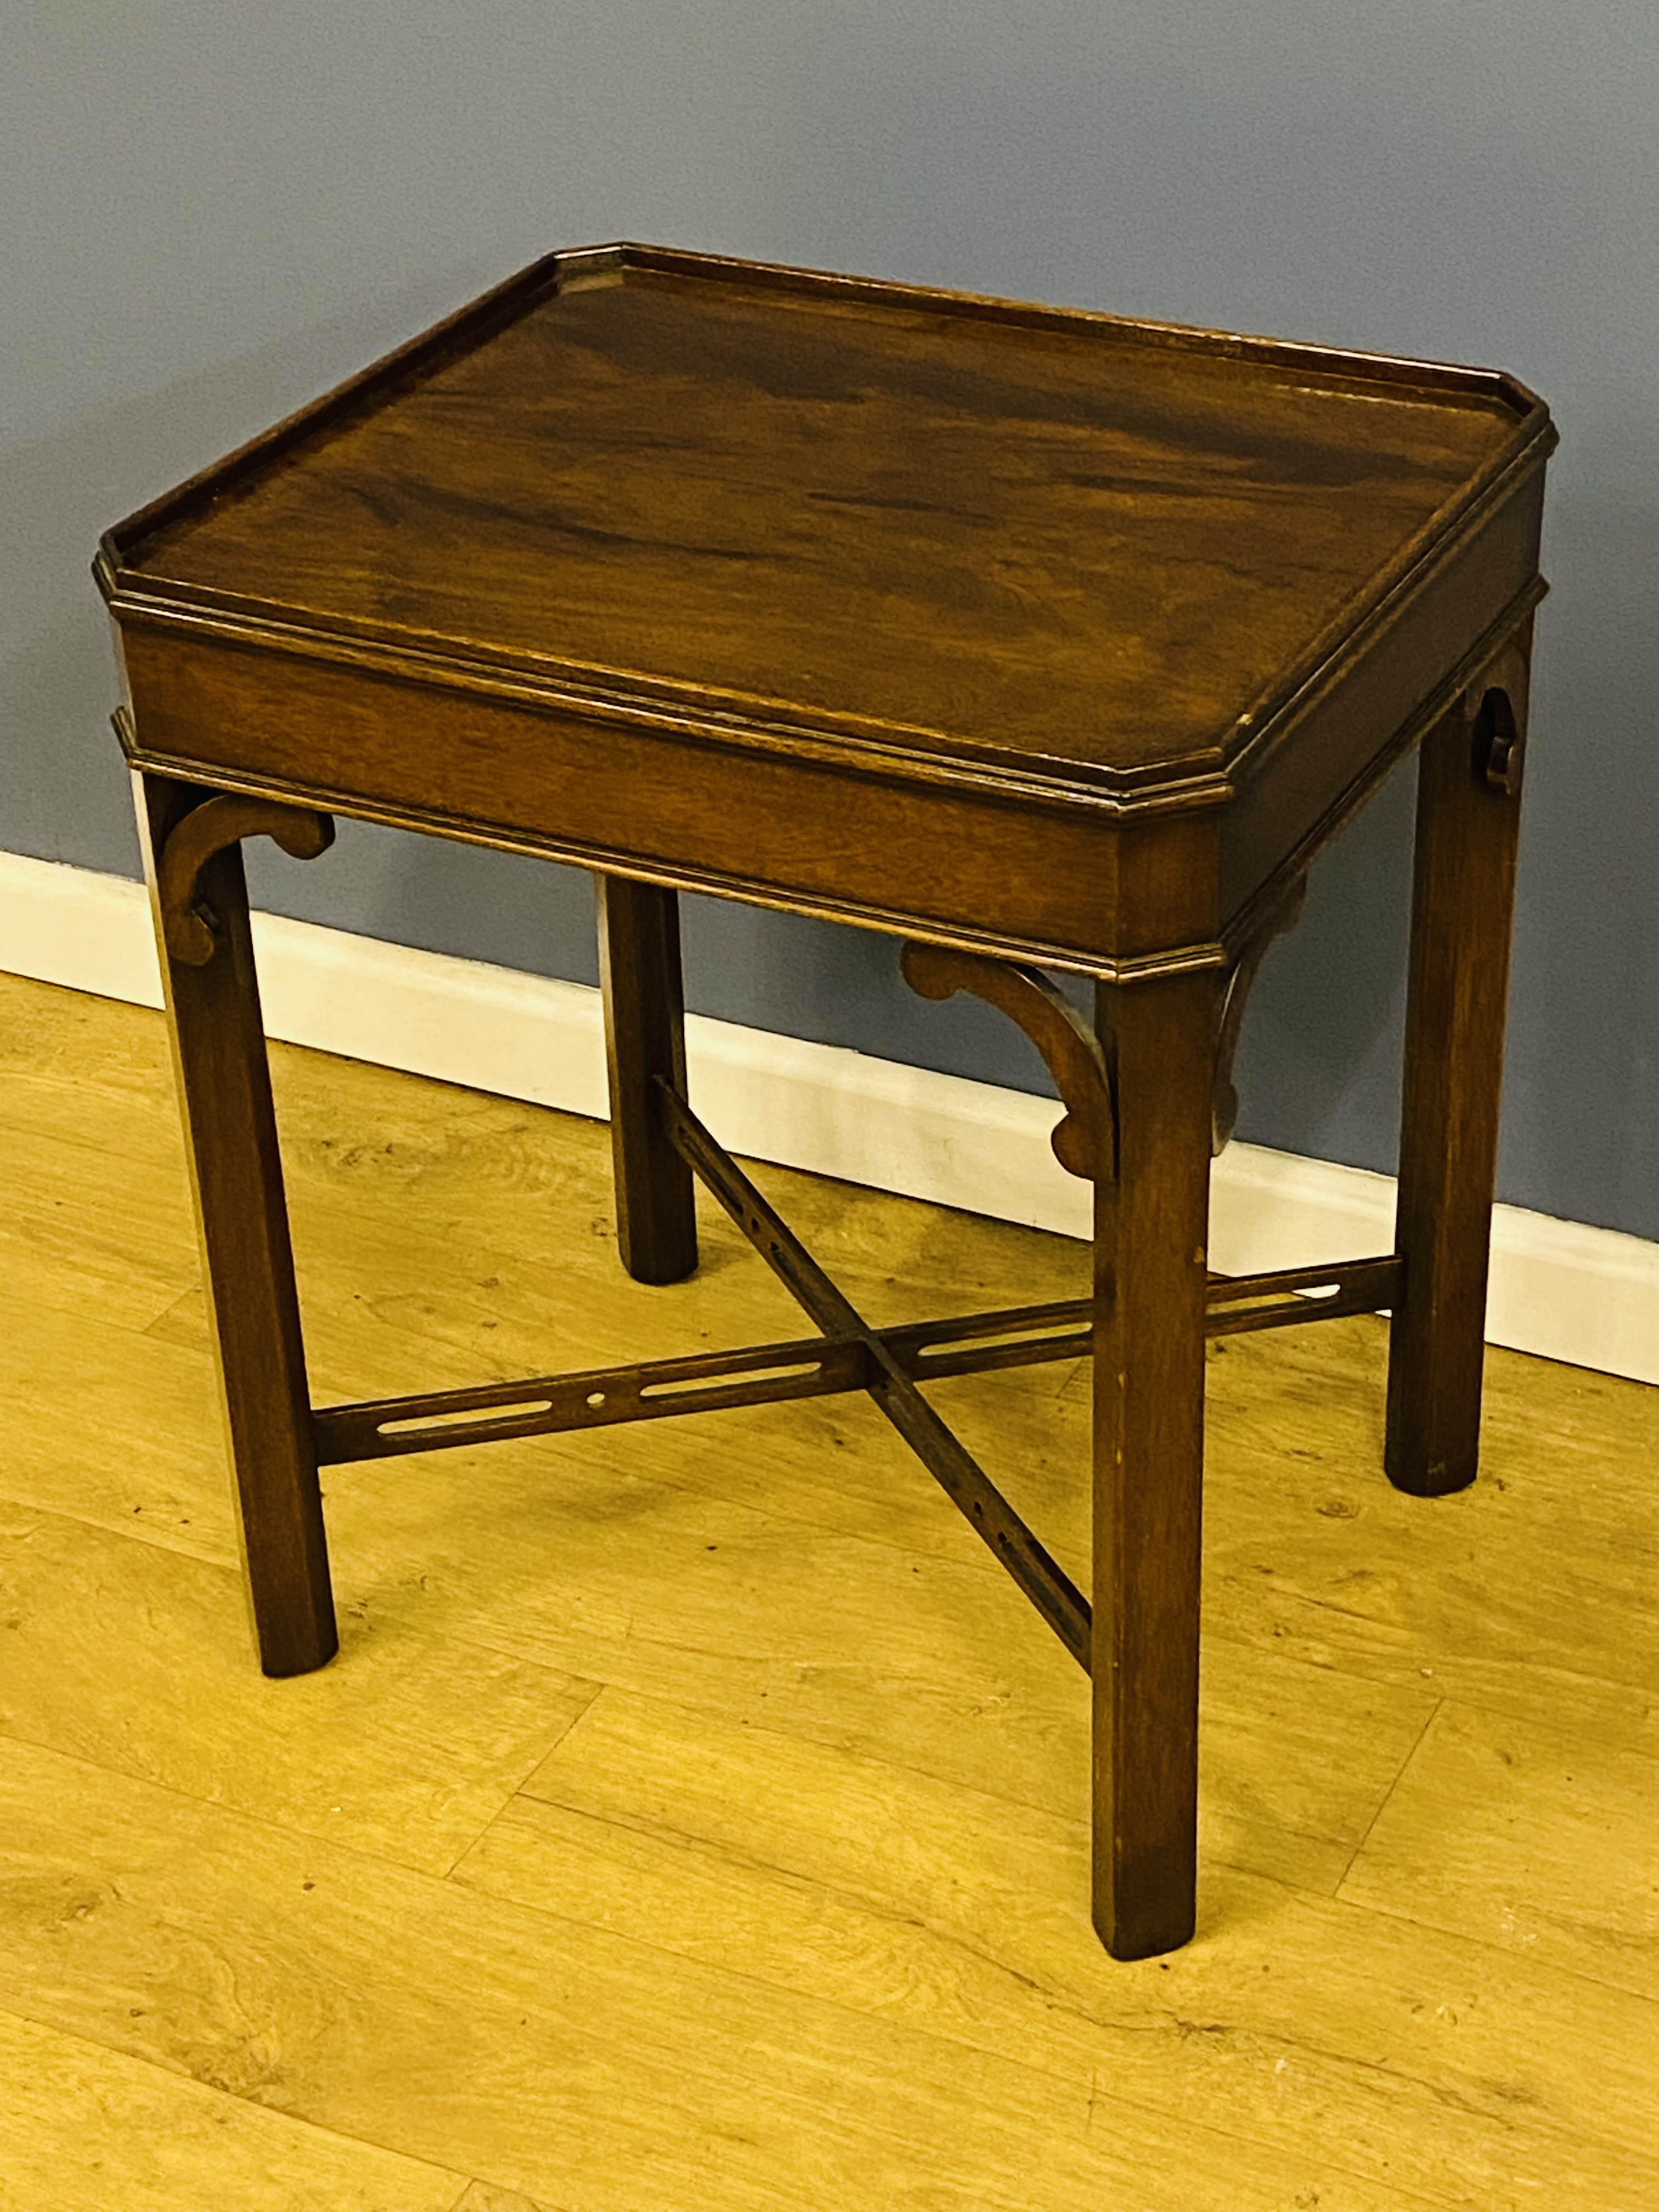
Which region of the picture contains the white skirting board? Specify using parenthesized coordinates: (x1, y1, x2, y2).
(3, 849, 1656, 1386)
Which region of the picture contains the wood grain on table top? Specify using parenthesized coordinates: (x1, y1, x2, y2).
(116, 253, 1532, 782)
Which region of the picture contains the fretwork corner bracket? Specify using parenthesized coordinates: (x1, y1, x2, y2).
(157, 793, 336, 965)
(899, 940, 1115, 1182)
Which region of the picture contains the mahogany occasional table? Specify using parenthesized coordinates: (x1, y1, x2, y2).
(95, 245, 1555, 1960)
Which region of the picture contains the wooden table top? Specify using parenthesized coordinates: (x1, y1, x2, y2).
(100, 244, 1549, 799)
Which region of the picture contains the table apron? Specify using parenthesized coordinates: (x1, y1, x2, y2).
(116, 628, 1223, 973)
(115, 445, 1542, 976)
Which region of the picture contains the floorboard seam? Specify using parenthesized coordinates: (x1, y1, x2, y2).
(437, 1678, 608, 1881)
(1333, 1695, 1444, 1890)
(0, 1996, 473, 2191)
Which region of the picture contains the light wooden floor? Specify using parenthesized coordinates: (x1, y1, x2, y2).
(2, 968, 1657, 2211)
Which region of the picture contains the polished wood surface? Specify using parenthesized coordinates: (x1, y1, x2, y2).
(4, 976, 1658, 2210)
(596, 874, 698, 1286)
(1386, 631, 1530, 1494)
(97, 244, 1554, 968)
(900, 941, 1115, 1180)
(153, 789, 335, 965)
(92, 246, 1555, 1963)
(111, 248, 1532, 780)
(1090, 968, 1217, 1956)
(136, 775, 336, 1675)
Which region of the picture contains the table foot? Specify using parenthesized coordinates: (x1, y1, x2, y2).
(1385, 628, 1531, 1497)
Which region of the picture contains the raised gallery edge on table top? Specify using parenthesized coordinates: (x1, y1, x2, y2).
(96, 242, 1553, 803)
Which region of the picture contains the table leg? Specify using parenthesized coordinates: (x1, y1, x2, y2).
(1385, 637, 1530, 1497)
(136, 772, 336, 1675)
(1092, 968, 1215, 1959)
(596, 874, 698, 1284)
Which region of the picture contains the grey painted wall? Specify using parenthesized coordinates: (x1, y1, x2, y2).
(6, 4, 1656, 1233)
